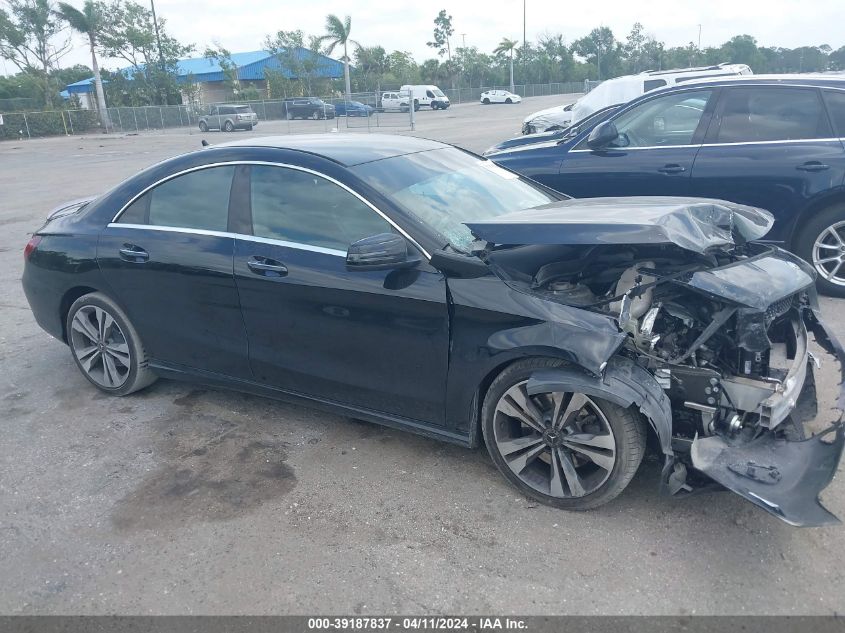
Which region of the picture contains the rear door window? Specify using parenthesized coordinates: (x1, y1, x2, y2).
(715, 87, 832, 143)
(118, 166, 234, 232)
(823, 90, 845, 137)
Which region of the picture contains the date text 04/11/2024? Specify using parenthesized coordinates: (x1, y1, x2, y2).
(306, 617, 528, 630)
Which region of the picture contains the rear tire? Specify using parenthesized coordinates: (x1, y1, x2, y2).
(793, 203, 845, 297)
(223, 120, 234, 132)
(482, 358, 646, 510)
(66, 292, 157, 396)
(198, 121, 208, 132)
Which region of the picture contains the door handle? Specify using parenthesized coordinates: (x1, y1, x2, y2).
(118, 244, 149, 263)
(658, 164, 686, 174)
(247, 256, 288, 276)
(797, 161, 830, 172)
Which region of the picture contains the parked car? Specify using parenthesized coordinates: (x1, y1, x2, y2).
(333, 100, 375, 117)
(197, 104, 258, 132)
(481, 89, 522, 104)
(491, 75, 845, 297)
(522, 63, 752, 134)
(21, 134, 845, 526)
(483, 104, 622, 155)
(282, 97, 335, 120)
(379, 91, 414, 112)
(401, 84, 450, 109)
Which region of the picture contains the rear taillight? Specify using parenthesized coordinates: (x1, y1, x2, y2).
(24, 235, 41, 261)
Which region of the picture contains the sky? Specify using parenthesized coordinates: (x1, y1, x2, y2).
(4, 0, 845, 75)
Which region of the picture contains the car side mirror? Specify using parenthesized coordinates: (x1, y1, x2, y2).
(586, 121, 620, 149)
(346, 233, 419, 271)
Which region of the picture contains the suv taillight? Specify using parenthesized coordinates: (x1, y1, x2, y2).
(24, 235, 42, 261)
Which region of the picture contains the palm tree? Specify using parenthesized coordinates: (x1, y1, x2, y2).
(494, 38, 518, 94)
(56, 1, 109, 130)
(320, 14, 358, 100)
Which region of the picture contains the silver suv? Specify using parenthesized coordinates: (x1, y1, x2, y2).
(198, 104, 258, 132)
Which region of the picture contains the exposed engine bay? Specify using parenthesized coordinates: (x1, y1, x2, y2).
(524, 243, 809, 436)
(468, 198, 845, 526)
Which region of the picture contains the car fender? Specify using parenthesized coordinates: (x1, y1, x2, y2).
(526, 355, 674, 458)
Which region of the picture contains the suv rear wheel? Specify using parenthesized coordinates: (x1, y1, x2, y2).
(223, 120, 234, 132)
(198, 120, 208, 132)
(794, 203, 845, 297)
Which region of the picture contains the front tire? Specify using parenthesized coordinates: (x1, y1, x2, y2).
(483, 98, 490, 104)
(223, 120, 234, 132)
(505, 98, 512, 104)
(198, 121, 208, 132)
(793, 203, 845, 297)
(482, 358, 646, 510)
(66, 292, 157, 396)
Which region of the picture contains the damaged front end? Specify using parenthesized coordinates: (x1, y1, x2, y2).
(470, 198, 845, 526)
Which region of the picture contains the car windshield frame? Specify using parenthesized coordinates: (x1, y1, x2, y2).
(351, 148, 563, 252)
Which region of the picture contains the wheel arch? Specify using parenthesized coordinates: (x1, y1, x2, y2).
(466, 347, 600, 448)
(59, 285, 101, 343)
(786, 187, 845, 249)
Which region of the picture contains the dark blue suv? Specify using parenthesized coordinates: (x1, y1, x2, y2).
(489, 75, 845, 296)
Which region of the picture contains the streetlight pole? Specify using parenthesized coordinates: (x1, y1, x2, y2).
(522, 0, 526, 87)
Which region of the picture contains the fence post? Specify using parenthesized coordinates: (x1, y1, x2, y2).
(144, 107, 149, 129)
(68, 110, 75, 135)
(160, 107, 164, 131)
(133, 108, 139, 132)
(23, 112, 31, 139)
(61, 111, 69, 135)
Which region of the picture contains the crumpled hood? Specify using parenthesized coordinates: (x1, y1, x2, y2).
(523, 103, 574, 126)
(465, 196, 774, 254)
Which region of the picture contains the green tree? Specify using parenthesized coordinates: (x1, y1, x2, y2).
(203, 44, 240, 99)
(320, 14, 357, 99)
(264, 30, 306, 95)
(355, 45, 388, 91)
(573, 27, 620, 80)
(493, 37, 518, 93)
(427, 9, 453, 85)
(56, 1, 109, 128)
(98, 0, 193, 105)
(0, 0, 70, 107)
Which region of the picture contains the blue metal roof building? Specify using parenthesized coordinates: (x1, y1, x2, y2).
(65, 48, 345, 96)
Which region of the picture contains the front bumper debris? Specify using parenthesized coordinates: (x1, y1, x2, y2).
(690, 310, 845, 527)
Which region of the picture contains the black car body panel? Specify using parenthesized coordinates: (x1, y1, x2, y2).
(21, 134, 845, 526)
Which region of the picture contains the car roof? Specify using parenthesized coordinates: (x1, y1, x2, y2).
(651, 73, 845, 91)
(214, 133, 449, 166)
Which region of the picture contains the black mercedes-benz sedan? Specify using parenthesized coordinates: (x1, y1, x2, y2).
(22, 134, 845, 526)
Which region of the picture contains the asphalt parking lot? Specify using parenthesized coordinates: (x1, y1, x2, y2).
(1, 93, 844, 615)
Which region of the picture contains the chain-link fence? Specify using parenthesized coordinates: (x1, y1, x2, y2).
(1, 81, 595, 140)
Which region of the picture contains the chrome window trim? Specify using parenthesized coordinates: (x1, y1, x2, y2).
(110, 160, 431, 259)
(568, 138, 845, 153)
(105, 223, 349, 257)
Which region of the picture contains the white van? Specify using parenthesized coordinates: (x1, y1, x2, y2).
(401, 84, 451, 110)
(522, 63, 753, 134)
